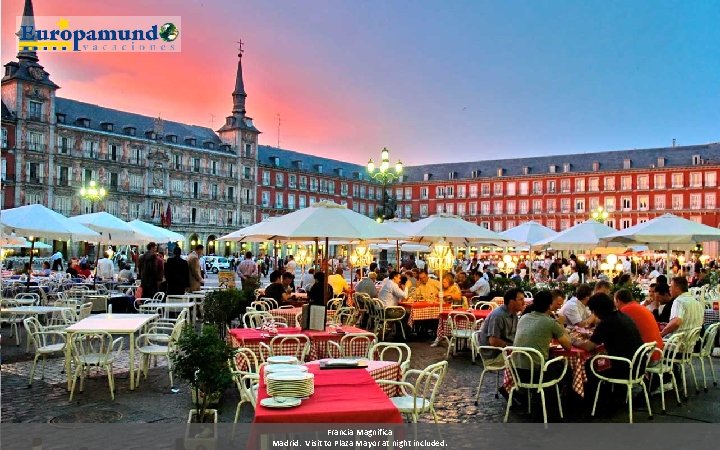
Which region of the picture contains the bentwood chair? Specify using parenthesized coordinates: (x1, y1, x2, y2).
(23, 317, 66, 386)
(377, 361, 448, 423)
(327, 332, 377, 359)
(693, 323, 720, 391)
(646, 333, 684, 412)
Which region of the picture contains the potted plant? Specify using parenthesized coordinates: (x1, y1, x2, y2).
(203, 288, 248, 338)
(171, 324, 235, 424)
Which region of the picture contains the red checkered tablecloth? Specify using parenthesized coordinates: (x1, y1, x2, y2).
(503, 346, 593, 397)
(305, 360, 400, 397)
(436, 310, 491, 340)
(229, 326, 367, 361)
(399, 302, 452, 327)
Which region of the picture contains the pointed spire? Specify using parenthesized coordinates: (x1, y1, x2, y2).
(17, 0, 39, 63)
(232, 40, 247, 116)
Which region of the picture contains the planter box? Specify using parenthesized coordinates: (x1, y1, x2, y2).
(185, 409, 217, 450)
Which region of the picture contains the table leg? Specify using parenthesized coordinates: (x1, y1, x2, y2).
(65, 331, 73, 391)
(129, 332, 136, 390)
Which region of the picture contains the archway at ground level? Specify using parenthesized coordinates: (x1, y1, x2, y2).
(207, 235, 217, 255)
(188, 234, 200, 250)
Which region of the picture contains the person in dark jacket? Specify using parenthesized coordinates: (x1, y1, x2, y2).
(138, 242, 161, 299)
(164, 246, 189, 295)
(309, 271, 334, 306)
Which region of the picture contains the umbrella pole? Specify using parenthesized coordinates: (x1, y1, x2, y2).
(314, 238, 319, 272)
(26, 239, 36, 292)
(323, 237, 330, 306)
(438, 266, 444, 314)
(666, 243, 671, 277)
(396, 240, 400, 269)
(93, 240, 101, 288)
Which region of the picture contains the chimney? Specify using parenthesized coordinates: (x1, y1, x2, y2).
(672, 138, 676, 147)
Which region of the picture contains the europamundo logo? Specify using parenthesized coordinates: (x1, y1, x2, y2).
(17, 16, 182, 52)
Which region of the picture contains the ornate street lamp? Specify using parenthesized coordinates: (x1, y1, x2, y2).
(367, 147, 403, 223)
(427, 239, 454, 313)
(349, 241, 373, 278)
(590, 205, 609, 223)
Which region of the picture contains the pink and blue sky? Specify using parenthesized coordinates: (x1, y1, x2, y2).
(2, 0, 719, 165)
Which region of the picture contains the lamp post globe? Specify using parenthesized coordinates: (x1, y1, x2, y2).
(367, 147, 403, 222)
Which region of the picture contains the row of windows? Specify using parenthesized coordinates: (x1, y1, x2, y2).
(261, 170, 378, 197)
(259, 190, 376, 215)
(417, 171, 718, 199)
(407, 193, 718, 218)
(459, 216, 704, 233)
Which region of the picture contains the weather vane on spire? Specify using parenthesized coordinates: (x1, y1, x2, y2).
(237, 39, 244, 55)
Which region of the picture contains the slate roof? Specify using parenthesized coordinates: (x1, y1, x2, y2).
(258, 145, 373, 181)
(401, 143, 720, 182)
(1, 101, 13, 120)
(55, 97, 233, 153)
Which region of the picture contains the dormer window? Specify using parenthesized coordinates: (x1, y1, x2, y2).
(353, 172, 360, 180)
(203, 141, 215, 150)
(123, 126, 136, 136)
(471, 169, 481, 178)
(623, 159, 632, 169)
(335, 168, 344, 177)
(271, 156, 280, 167)
(423, 173, 432, 181)
(448, 171, 457, 180)
(496, 168, 504, 177)
(549, 165, 557, 174)
(220, 144, 231, 152)
(292, 160, 303, 170)
(55, 113, 66, 124)
(592, 161, 600, 171)
(523, 167, 530, 175)
(100, 122, 113, 132)
(657, 157, 665, 168)
(145, 130, 156, 140)
(185, 137, 196, 146)
(692, 154, 702, 166)
(315, 164, 323, 174)
(563, 163, 571, 173)
(76, 117, 90, 128)
(166, 134, 177, 143)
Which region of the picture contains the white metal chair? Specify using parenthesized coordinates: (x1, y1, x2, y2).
(646, 333, 684, 412)
(152, 291, 166, 302)
(472, 342, 506, 405)
(77, 302, 93, 320)
(135, 318, 185, 388)
(258, 334, 311, 362)
(261, 297, 279, 310)
(373, 299, 406, 341)
(503, 346, 569, 424)
(589, 341, 656, 423)
(444, 311, 478, 359)
(672, 326, 702, 397)
(14, 293, 40, 306)
(693, 323, 719, 391)
(327, 298, 344, 311)
(243, 310, 273, 329)
(69, 331, 124, 401)
(370, 342, 412, 375)
(327, 332, 377, 359)
(472, 301, 496, 311)
(352, 292, 371, 326)
(331, 307, 359, 327)
(377, 360, 448, 423)
(23, 317, 66, 386)
(251, 300, 271, 312)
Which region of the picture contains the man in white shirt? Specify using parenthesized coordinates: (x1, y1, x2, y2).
(567, 266, 581, 285)
(51, 251, 64, 271)
(285, 255, 298, 275)
(416, 257, 426, 271)
(468, 271, 490, 297)
(378, 271, 407, 307)
(661, 276, 704, 339)
(299, 268, 315, 291)
(559, 284, 595, 327)
(96, 256, 114, 280)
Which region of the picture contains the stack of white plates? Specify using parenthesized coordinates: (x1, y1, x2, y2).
(266, 372, 315, 398)
(267, 355, 299, 365)
(264, 364, 308, 374)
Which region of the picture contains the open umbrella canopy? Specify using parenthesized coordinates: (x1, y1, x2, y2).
(70, 212, 153, 244)
(501, 221, 558, 246)
(600, 213, 720, 249)
(226, 201, 408, 242)
(533, 219, 617, 251)
(0, 204, 100, 242)
(127, 219, 185, 243)
(405, 214, 509, 246)
(218, 217, 278, 242)
(369, 242, 432, 252)
(2, 239, 52, 249)
(0, 232, 26, 246)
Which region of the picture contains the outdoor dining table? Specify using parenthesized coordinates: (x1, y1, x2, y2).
(254, 361, 403, 423)
(399, 301, 452, 327)
(155, 301, 197, 324)
(229, 325, 368, 361)
(0, 305, 73, 345)
(269, 307, 337, 327)
(64, 313, 158, 391)
(436, 309, 492, 341)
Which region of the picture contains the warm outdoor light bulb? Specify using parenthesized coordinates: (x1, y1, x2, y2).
(80, 187, 86, 196)
(606, 254, 618, 265)
(615, 263, 624, 272)
(89, 180, 96, 188)
(503, 254, 512, 264)
(99, 188, 106, 197)
(380, 160, 389, 172)
(367, 159, 375, 173)
(395, 161, 403, 173)
(381, 147, 389, 161)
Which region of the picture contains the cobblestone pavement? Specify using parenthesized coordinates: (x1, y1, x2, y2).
(2, 320, 719, 424)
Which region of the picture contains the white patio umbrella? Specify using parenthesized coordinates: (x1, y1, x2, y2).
(232, 201, 408, 304)
(501, 221, 558, 246)
(532, 219, 617, 251)
(405, 214, 510, 246)
(70, 212, 153, 245)
(2, 239, 52, 249)
(0, 204, 100, 242)
(0, 232, 26, 246)
(127, 219, 185, 243)
(599, 213, 720, 269)
(1, 204, 100, 287)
